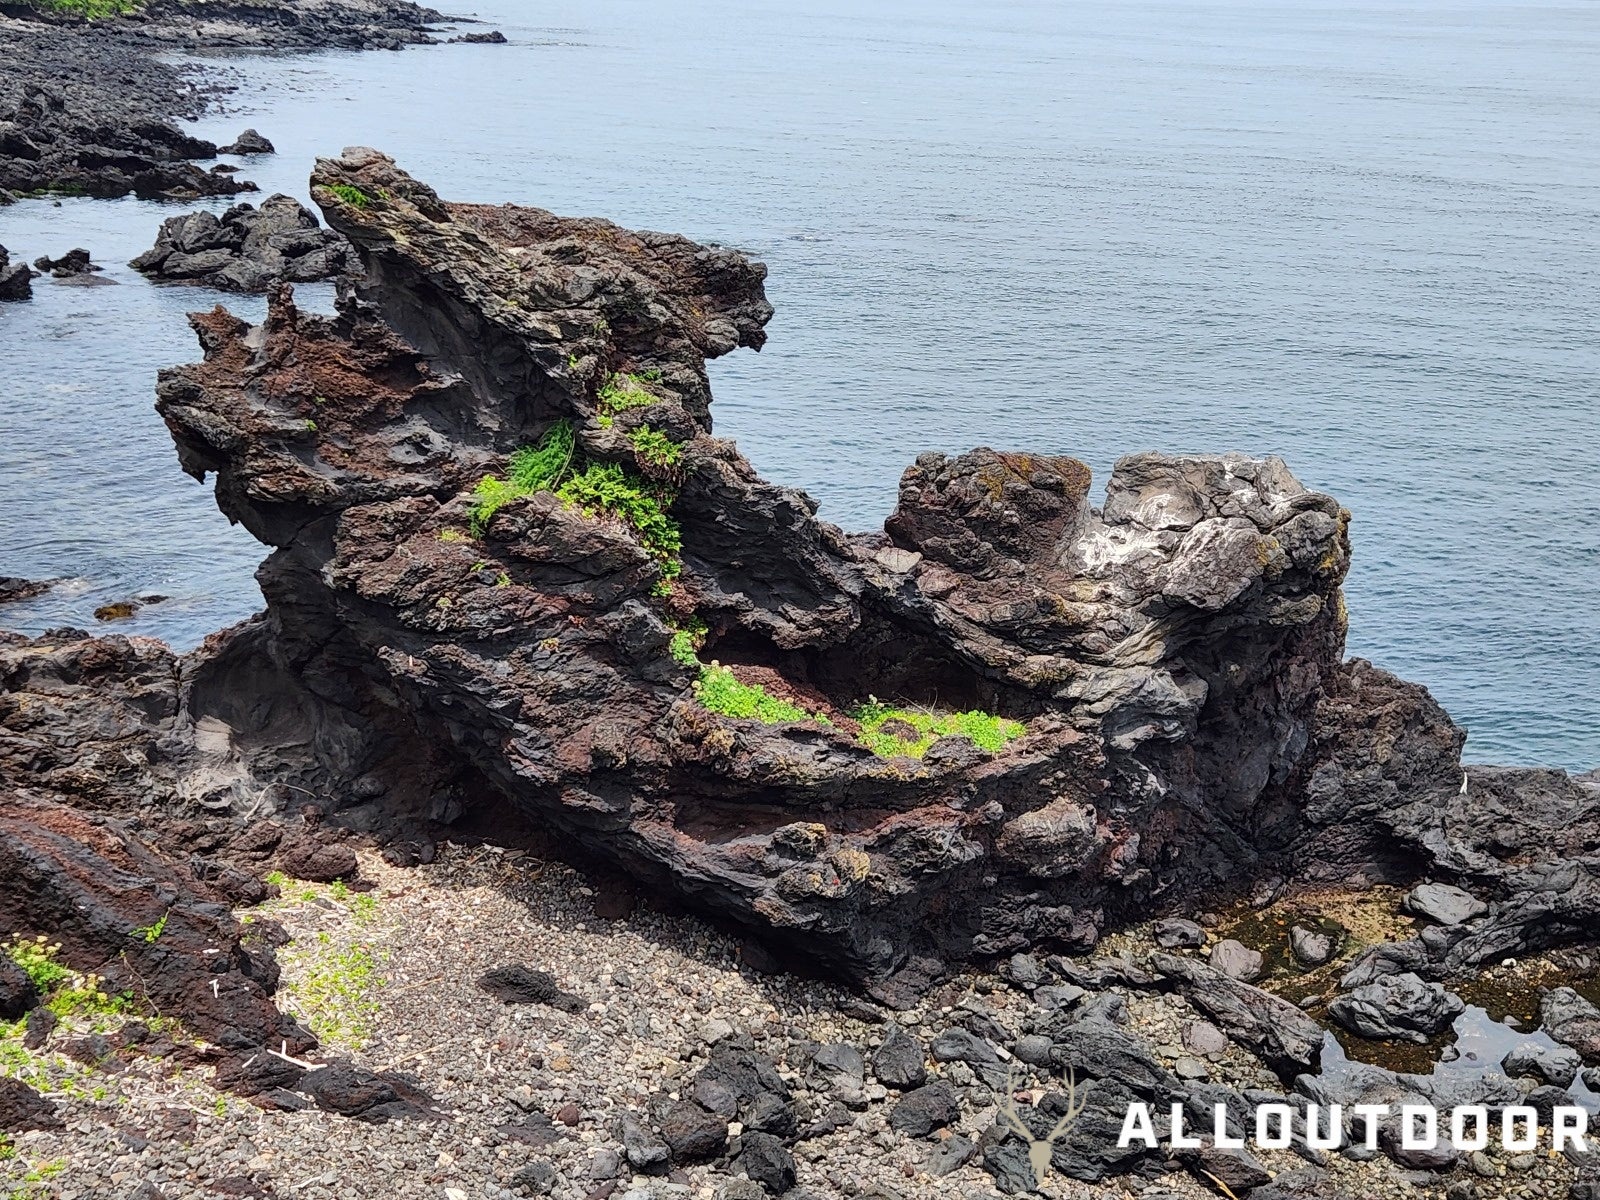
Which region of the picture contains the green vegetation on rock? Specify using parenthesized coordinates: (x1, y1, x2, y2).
(469, 419, 683, 584)
(596, 371, 658, 428)
(851, 700, 1025, 758)
(26, 0, 140, 17)
(326, 183, 374, 209)
(695, 664, 825, 725)
(627, 425, 684, 469)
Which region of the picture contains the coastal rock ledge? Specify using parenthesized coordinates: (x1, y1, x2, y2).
(6, 150, 1596, 1015)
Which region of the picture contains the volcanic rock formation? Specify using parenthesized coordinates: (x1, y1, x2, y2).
(132, 147, 1595, 1004)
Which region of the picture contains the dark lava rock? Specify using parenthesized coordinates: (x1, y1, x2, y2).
(659, 1099, 727, 1163)
(1046, 1014, 1181, 1100)
(299, 1062, 435, 1122)
(131, 195, 353, 293)
(1152, 953, 1324, 1077)
(451, 29, 507, 43)
(696, 1044, 795, 1136)
(23, 1006, 57, 1049)
(888, 1080, 959, 1137)
(0, 245, 33, 301)
(0, 1077, 63, 1131)
(1154, 918, 1207, 949)
(1177, 1142, 1272, 1192)
(1209, 938, 1264, 982)
(1327, 973, 1464, 1043)
(617, 1110, 669, 1172)
(0, 955, 38, 1019)
(510, 1160, 557, 1194)
(925, 1133, 977, 1176)
(220, 128, 275, 155)
(477, 965, 584, 1012)
(274, 835, 359, 882)
(807, 1040, 866, 1099)
(1502, 1040, 1582, 1087)
(872, 1024, 927, 1090)
(734, 1131, 796, 1194)
(1403, 882, 1488, 926)
(1290, 924, 1335, 967)
(33, 247, 98, 277)
(1542, 988, 1600, 1061)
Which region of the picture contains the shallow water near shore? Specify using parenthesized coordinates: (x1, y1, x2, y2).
(1, 0, 1597, 769)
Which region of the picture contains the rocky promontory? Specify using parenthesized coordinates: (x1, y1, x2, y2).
(3, 150, 1597, 1199)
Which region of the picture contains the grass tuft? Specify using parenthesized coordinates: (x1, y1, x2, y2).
(695, 664, 822, 725)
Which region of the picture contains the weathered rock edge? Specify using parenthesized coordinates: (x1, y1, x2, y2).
(8, 148, 1597, 1015)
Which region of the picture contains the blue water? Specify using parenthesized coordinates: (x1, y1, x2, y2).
(1, 0, 1596, 769)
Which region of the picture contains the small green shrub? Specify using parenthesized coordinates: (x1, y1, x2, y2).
(628, 426, 684, 469)
(669, 617, 708, 667)
(326, 183, 374, 209)
(130, 912, 168, 945)
(596, 372, 658, 428)
(5, 937, 68, 993)
(851, 700, 1025, 758)
(557, 462, 681, 562)
(471, 420, 577, 533)
(695, 664, 824, 725)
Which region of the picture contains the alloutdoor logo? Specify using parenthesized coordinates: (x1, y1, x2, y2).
(992, 1064, 1090, 1189)
(993, 1065, 1596, 1192)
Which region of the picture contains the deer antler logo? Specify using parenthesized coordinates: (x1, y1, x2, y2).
(993, 1060, 1091, 1189)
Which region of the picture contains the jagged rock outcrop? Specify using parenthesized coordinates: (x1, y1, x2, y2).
(7, 149, 1595, 1009)
(0, 242, 32, 301)
(132, 194, 354, 292)
(144, 148, 1389, 1000)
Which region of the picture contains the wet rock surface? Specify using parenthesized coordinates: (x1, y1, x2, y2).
(132, 194, 354, 292)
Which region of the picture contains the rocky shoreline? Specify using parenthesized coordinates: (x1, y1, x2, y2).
(2, 138, 1598, 1200)
(0, 0, 485, 204)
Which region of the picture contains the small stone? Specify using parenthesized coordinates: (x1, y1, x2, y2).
(1154, 918, 1206, 949)
(872, 1025, 927, 1090)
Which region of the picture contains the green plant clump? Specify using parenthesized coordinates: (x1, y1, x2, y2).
(557, 462, 680, 562)
(596, 372, 659, 428)
(628, 426, 684, 469)
(131, 911, 168, 944)
(695, 664, 822, 725)
(669, 617, 708, 667)
(5, 937, 68, 993)
(326, 183, 374, 209)
(470, 420, 681, 575)
(851, 700, 1025, 759)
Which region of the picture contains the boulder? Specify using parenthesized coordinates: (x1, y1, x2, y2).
(220, 128, 275, 155)
(1152, 954, 1324, 1077)
(477, 965, 584, 1012)
(33, 247, 99, 276)
(873, 1025, 927, 1089)
(0, 955, 38, 1019)
(1154, 918, 1207, 949)
(1289, 925, 1335, 967)
(889, 1081, 960, 1136)
(1502, 1040, 1582, 1087)
(0, 244, 32, 301)
(1327, 973, 1464, 1043)
(0, 1078, 62, 1132)
(1404, 882, 1488, 926)
(1541, 988, 1600, 1062)
(1209, 939, 1264, 982)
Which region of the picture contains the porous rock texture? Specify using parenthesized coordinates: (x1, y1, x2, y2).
(6, 149, 1596, 1042)
(131, 147, 1596, 1005)
(132, 194, 354, 292)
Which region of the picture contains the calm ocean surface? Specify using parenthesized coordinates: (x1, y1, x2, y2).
(1, 0, 1596, 768)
